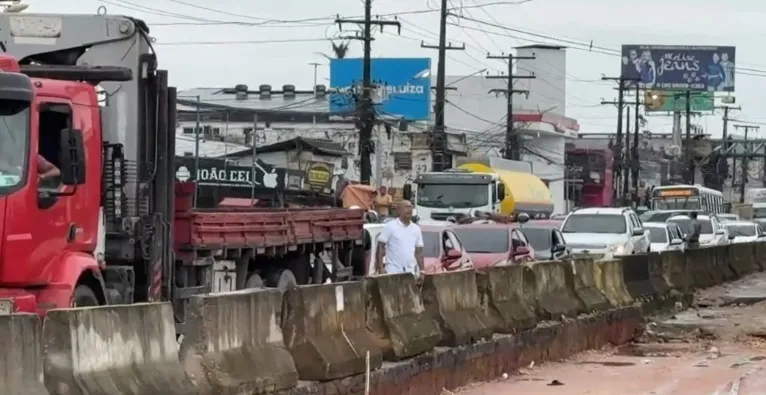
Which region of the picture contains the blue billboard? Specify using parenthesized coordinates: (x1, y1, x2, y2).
(329, 58, 431, 120)
(620, 45, 736, 92)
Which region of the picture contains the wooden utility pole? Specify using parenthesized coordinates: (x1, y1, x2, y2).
(486, 53, 535, 160)
(421, 0, 465, 171)
(733, 124, 760, 202)
(601, 75, 640, 203)
(335, 9, 400, 183)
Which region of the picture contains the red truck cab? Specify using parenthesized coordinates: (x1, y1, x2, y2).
(0, 55, 101, 313)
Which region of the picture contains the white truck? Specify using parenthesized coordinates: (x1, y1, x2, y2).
(402, 157, 554, 222)
(403, 169, 505, 222)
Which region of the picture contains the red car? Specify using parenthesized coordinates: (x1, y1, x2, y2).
(419, 224, 474, 273)
(452, 223, 535, 268)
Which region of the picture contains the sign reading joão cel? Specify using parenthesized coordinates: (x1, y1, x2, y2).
(174, 156, 283, 189)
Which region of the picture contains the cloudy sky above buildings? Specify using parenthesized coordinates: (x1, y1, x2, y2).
(31, 0, 766, 137)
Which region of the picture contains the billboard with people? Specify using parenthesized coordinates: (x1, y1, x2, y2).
(620, 45, 735, 92)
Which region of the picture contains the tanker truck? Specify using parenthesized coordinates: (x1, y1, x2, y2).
(402, 157, 553, 222)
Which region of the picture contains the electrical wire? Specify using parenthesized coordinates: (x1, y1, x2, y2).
(155, 38, 336, 46)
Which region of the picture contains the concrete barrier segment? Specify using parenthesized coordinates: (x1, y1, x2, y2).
(756, 242, 766, 271)
(685, 247, 715, 288)
(43, 302, 196, 395)
(282, 282, 382, 381)
(595, 260, 633, 307)
(570, 258, 611, 312)
(0, 314, 47, 395)
(662, 250, 692, 292)
(364, 273, 440, 361)
(475, 265, 538, 333)
(710, 245, 736, 283)
(620, 254, 657, 300)
(180, 288, 298, 394)
(730, 243, 757, 277)
(421, 269, 494, 346)
(525, 261, 585, 319)
(647, 253, 671, 297)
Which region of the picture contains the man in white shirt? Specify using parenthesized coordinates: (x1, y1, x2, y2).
(375, 200, 424, 276)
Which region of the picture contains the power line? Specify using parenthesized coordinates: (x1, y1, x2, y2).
(155, 38, 334, 45)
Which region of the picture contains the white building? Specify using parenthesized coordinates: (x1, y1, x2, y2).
(441, 45, 580, 213)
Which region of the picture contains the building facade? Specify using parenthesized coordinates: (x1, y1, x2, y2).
(176, 84, 467, 195)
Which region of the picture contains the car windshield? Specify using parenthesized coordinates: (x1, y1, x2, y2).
(452, 228, 509, 253)
(0, 100, 30, 192)
(519, 227, 551, 250)
(646, 227, 668, 243)
(726, 224, 756, 237)
(422, 231, 441, 257)
(562, 214, 626, 234)
(416, 183, 489, 208)
(668, 217, 713, 235)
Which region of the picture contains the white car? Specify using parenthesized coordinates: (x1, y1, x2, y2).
(667, 214, 731, 246)
(561, 207, 651, 259)
(725, 221, 766, 243)
(643, 222, 686, 252)
(718, 213, 740, 222)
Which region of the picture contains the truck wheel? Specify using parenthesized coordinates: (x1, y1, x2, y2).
(268, 269, 297, 291)
(244, 272, 264, 289)
(72, 285, 100, 307)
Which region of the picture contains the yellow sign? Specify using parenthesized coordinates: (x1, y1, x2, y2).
(657, 188, 696, 197)
(306, 162, 332, 192)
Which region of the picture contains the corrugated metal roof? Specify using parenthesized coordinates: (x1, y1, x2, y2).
(254, 137, 350, 157)
(177, 87, 331, 114)
(175, 133, 252, 157)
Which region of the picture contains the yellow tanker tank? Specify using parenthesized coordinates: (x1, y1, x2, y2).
(458, 162, 554, 216)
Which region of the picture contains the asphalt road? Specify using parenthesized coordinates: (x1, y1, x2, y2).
(453, 272, 766, 395)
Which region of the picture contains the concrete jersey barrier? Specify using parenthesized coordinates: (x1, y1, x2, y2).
(282, 282, 382, 381)
(180, 288, 298, 394)
(422, 269, 494, 346)
(0, 314, 47, 395)
(620, 254, 657, 300)
(43, 303, 195, 395)
(476, 264, 538, 333)
(570, 258, 611, 311)
(594, 259, 634, 307)
(525, 260, 585, 319)
(365, 273, 440, 361)
(685, 247, 716, 288)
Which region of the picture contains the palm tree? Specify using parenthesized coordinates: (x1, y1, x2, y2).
(317, 40, 350, 60)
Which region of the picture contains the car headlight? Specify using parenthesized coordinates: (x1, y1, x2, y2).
(609, 244, 626, 255)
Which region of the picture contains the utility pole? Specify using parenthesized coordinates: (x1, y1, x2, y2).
(683, 90, 694, 184)
(335, 10, 400, 184)
(601, 75, 640, 204)
(486, 53, 535, 160)
(193, 95, 200, 208)
(632, 86, 640, 192)
(625, 106, 632, 203)
(421, 0, 465, 171)
(733, 124, 760, 202)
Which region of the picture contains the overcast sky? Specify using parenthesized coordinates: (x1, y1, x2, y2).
(30, 0, 766, 137)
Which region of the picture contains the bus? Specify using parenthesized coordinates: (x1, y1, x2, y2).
(650, 184, 725, 214)
(565, 147, 614, 207)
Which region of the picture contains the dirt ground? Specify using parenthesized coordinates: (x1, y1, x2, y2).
(450, 272, 766, 395)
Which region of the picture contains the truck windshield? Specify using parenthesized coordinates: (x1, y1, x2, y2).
(0, 100, 30, 193)
(416, 184, 489, 208)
